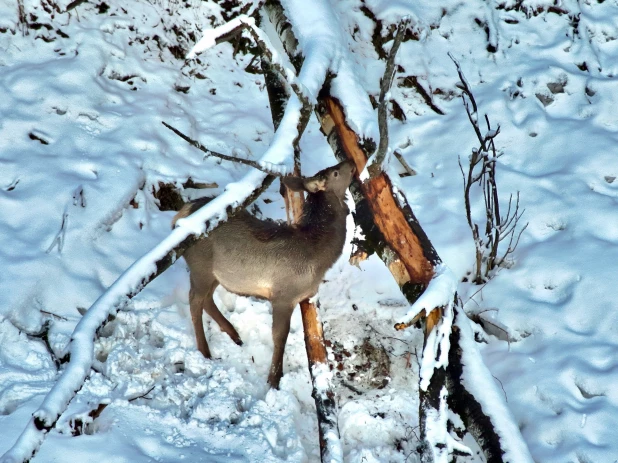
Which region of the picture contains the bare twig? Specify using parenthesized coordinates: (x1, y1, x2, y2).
(40, 310, 69, 322)
(369, 18, 410, 177)
(341, 381, 363, 395)
(450, 54, 527, 283)
(127, 384, 156, 401)
(65, 0, 88, 13)
(162, 121, 286, 176)
(46, 208, 69, 254)
(72, 185, 86, 207)
(394, 149, 417, 177)
(26, 320, 62, 370)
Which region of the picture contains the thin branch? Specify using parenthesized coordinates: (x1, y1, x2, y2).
(369, 18, 410, 177)
(46, 208, 69, 254)
(188, 15, 310, 108)
(162, 121, 285, 176)
(394, 149, 417, 177)
(452, 55, 526, 283)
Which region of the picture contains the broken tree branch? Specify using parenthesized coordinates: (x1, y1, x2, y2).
(369, 17, 410, 177)
(300, 302, 342, 463)
(394, 149, 417, 177)
(162, 121, 287, 176)
(446, 306, 533, 462)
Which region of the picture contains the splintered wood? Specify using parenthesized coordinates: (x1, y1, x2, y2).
(323, 96, 435, 288)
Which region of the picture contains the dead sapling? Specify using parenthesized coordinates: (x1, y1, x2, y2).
(450, 53, 528, 284)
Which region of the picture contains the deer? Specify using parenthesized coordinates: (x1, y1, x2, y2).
(172, 160, 356, 388)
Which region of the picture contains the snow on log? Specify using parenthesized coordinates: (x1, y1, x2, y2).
(447, 306, 534, 463)
(279, 0, 378, 140)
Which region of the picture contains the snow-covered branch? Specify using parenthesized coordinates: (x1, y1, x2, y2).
(0, 170, 277, 463)
(188, 14, 310, 108)
(449, 306, 534, 462)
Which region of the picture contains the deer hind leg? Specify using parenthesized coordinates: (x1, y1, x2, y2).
(202, 282, 243, 346)
(267, 300, 295, 389)
(189, 286, 211, 358)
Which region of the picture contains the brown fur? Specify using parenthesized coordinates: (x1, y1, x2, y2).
(173, 160, 356, 388)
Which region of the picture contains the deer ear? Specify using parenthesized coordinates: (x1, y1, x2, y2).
(282, 176, 306, 192)
(302, 177, 326, 193)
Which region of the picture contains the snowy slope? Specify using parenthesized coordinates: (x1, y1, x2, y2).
(1, 0, 618, 462)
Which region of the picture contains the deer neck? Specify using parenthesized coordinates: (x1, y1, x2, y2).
(298, 191, 348, 241)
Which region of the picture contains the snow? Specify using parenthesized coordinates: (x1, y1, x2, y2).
(454, 306, 533, 463)
(2, 0, 618, 462)
(281, 0, 379, 140)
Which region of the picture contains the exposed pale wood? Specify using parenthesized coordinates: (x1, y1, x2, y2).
(285, 187, 342, 463)
(425, 308, 443, 340)
(323, 97, 435, 287)
(260, 35, 341, 458)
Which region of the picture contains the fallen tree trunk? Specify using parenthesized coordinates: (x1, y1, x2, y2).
(264, 2, 532, 462)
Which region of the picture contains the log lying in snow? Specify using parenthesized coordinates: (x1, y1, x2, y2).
(263, 2, 534, 462)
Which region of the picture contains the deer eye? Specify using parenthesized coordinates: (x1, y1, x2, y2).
(333, 171, 339, 178)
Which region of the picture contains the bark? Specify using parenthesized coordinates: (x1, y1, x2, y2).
(318, 96, 439, 303)
(284, 179, 340, 462)
(300, 301, 342, 463)
(446, 310, 508, 462)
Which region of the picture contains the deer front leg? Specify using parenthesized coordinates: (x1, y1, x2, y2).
(267, 302, 294, 389)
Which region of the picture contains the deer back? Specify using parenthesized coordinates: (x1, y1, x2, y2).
(173, 160, 356, 303)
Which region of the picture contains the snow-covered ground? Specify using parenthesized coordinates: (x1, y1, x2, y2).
(1, 0, 617, 461)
